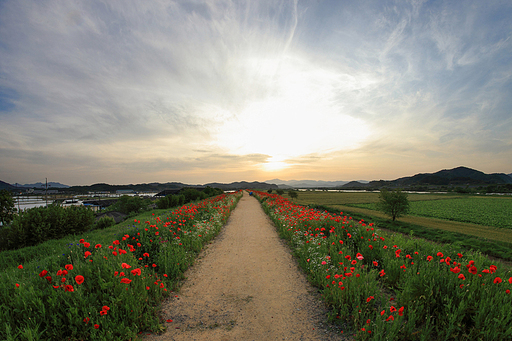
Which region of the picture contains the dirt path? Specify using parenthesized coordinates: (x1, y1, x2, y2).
(144, 192, 344, 341)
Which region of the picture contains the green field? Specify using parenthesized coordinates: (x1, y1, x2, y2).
(349, 195, 512, 229)
(294, 191, 512, 246)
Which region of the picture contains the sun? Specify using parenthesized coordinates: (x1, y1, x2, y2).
(212, 55, 373, 170)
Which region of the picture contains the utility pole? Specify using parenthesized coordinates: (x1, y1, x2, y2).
(45, 178, 48, 207)
(16, 183, 20, 212)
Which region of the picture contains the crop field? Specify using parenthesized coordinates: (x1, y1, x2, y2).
(348, 196, 512, 229)
(254, 191, 512, 340)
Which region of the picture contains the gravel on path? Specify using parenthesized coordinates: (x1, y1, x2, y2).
(143, 191, 345, 341)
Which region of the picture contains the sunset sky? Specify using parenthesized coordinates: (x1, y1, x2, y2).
(1, 0, 511, 186)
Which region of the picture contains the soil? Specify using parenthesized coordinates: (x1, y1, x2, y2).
(143, 191, 346, 341)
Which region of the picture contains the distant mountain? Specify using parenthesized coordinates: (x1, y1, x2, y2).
(339, 181, 369, 189)
(369, 166, 512, 187)
(204, 181, 278, 190)
(18, 182, 70, 188)
(265, 179, 355, 188)
(0, 180, 15, 190)
(508, 173, 512, 179)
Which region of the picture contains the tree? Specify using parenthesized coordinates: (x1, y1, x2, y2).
(288, 190, 298, 200)
(376, 189, 410, 221)
(0, 189, 16, 225)
(276, 189, 284, 195)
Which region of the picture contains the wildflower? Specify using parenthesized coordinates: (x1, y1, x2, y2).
(494, 277, 502, 284)
(65, 264, 73, 271)
(39, 269, 48, 277)
(427, 256, 433, 262)
(84, 242, 90, 248)
(390, 306, 397, 312)
(458, 274, 466, 280)
(83, 317, 90, 324)
(65, 285, 74, 292)
(75, 275, 84, 285)
(121, 263, 131, 269)
(94, 324, 99, 329)
(79, 239, 85, 244)
(18, 265, 23, 269)
(437, 252, 443, 257)
(120, 278, 132, 284)
(95, 244, 102, 248)
(398, 306, 404, 316)
(131, 268, 142, 276)
(84, 251, 92, 258)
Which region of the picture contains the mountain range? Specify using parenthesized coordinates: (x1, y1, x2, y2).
(1, 166, 511, 192)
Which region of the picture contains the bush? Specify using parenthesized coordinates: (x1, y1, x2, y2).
(107, 195, 151, 215)
(1, 205, 95, 250)
(95, 216, 116, 230)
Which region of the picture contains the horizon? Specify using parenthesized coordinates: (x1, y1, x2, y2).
(1, 1, 512, 185)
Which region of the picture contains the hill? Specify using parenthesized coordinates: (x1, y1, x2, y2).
(265, 179, 350, 188)
(367, 166, 512, 188)
(204, 181, 277, 190)
(0, 180, 14, 190)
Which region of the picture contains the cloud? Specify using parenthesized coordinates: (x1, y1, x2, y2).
(0, 0, 511, 184)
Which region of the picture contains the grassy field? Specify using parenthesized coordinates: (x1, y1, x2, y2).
(293, 191, 512, 244)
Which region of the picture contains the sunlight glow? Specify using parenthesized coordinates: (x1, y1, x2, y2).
(214, 55, 373, 170)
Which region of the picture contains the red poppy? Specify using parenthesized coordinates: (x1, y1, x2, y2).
(100, 310, 107, 316)
(84, 251, 92, 258)
(398, 306, 404, 316)
(437, 252, 443, 257)
(427, 256, 433, 262)
(84, 242, 90, 248)
(458, 274, 466, 280)
(166, 319, 173, 323)
(468, 266, 477, 275)
(509, 277, 512, 284)
(79, 239, 85, 244)
(15, 283, 20, 288)
(131, 268, 142, 276)
(95, 244, 102, 249)
(390, 306, 397, 312)
(83, 317, 90, 324)
(65, 264, 73, 271)
(494, 277, 502, 284)
(94, 324, 99, 329)
(65, 285, 74, 292)
(120, 278, 132, 284)
(75, 275, 84, 285)
(39, 269, 48, 277)
(18, 265, 23, 269)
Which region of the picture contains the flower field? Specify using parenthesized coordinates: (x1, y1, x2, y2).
(1, 192, 241, 341)
(253, 191, 512, 340)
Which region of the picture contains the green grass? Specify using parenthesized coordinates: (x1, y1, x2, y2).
(350, 196, 512, 229)
(253, 191, 512, 340)
(0, 193, 242, 341)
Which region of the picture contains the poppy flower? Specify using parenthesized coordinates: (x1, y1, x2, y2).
(131, 268, 142, 276)
(121, 263, 131, 269)
(83, 317, 90, 324)
(18, 265, 23, 269)
(84, 242, 90, 248)
(75, 275, 84, 285)
(427, 256, 433, 262)
(494, 277, 502, 284)
(120, 278, 132, 284)
(79, 239, 85, 244)
(468, 266, 477, 275)
(398, 307, 404, 316)
(15, 283, 20, 288)
(458, 274, 466, 280)
(84, 251, 92, 258)
(95, 244, 102, 249)
(390, 306, 397, 312)
(65, 264, 73, 271)
(65, 285, 74, 292)
(509, 277, 512, 284)
(39, 269, 48, 277)
(437, 252, 443, 257)
(100, 310, 107, 316)
(166, 319, 173, 323)
(94, 324, 99, 329)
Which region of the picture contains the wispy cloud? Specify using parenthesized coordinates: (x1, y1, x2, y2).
(0, 0, 511, 184)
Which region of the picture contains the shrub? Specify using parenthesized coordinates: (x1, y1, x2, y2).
(376, 189, 410, 221)
(95, 216, 116, 230)
(1, 205, 95, 250)
(107, 195, 151, 215)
